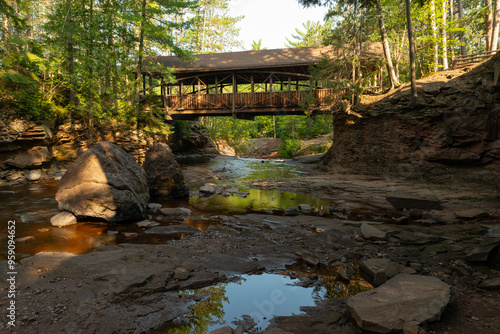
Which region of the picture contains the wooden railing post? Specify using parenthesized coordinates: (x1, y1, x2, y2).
(232, 73, 236, 117)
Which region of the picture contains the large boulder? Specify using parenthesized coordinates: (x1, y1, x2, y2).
(346, 274, 450, 333)
(142, 143, 189, 199)
(55, 141, 149, 222)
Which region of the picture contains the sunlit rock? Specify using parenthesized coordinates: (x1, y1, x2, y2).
(55, 141, 149, 222)
(50, 212, 77, 227)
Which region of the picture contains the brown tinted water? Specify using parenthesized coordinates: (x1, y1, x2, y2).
(0, 156, 329, 260)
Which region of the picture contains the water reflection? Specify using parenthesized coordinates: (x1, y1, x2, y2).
(152, 273, 323, 333)
(0, 156, 324, 259)
(286, 263, 373, 299)
(189, 188, 331, 215)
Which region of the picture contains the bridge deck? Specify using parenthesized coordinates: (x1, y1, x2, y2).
(164, 88, 336, 119)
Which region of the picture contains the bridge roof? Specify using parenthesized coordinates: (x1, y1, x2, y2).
(144, 42, 383, 79)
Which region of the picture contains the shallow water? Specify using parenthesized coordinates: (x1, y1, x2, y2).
(0, 156, 325, 260)
(151, 273, 324, 333)
(0, 155, 374, 333)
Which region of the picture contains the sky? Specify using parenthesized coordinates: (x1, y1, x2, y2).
(228, 0, 328, 51)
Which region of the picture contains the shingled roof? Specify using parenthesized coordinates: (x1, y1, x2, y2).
(143, 42, 383, 76)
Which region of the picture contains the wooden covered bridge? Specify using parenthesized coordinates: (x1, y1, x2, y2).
(142, 43, 383, 120)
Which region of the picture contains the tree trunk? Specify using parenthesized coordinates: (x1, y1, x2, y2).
(491, 0, 500, 51)
(376, 0, 399, 88)
(486, 0, 493, 51)
(201, 0, 207, 53)
(430, 0, 438, 72)
(136, 0, 146, 114)
(442, 0, 448, 69)
(458, 0, 467, 55)
(66, 0, 76, 111)
(406, 0, 417, 103)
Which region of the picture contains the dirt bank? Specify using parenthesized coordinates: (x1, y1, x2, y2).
(323, 54, 500, 191)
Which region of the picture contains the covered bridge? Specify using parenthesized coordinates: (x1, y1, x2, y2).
(142, 42, 383, 120)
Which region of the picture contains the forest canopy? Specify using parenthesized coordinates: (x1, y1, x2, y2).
(1, 0, 499, 143)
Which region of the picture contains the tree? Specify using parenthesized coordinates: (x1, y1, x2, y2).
(285, 20, 331, 47)
(188, 0, 243, 53)
(250, 39, 267, 50)
(491, 0, 500, 50)
(486, 0, 493, 51)
(297, 0, 400, 90)
(375, 0, 400, 88)
(406, 0, 417, 103)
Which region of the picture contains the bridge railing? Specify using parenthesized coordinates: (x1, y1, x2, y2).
(451, 50, 499, 69)
(165, 88, 336, 111)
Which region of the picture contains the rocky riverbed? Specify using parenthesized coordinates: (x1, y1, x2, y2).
(1, 161, 499, 333)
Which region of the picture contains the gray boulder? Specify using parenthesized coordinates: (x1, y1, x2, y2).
(55, 141, 149, 222)
(143, 143, 189, 199)
(347, 274, 450, 333)
(284, 206, 300, 216)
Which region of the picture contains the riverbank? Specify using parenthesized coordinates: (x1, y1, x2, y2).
(1, 156, 499, 333)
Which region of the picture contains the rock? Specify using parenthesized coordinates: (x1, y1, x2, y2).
(386, 192, 442, 210)
(50, 212, 77, 227)
(6, 171, 24, 181)
(360, 258, 416, 285)
(298, 204, 316, 214)
(360, 223, 386, 241)
(25, 170, 43, 181)
(15, 236, 35, 243)
(389, 231, 441, 245)
(210, 327, 242, 334)
(232, 314, 257, 332)
(147, 203, 162, 212)
(296, 250, 319, 266)
(478, 278, 500, 289)
(346, 274, 450, 333)
(5, 146, 51, 168)
(236, 191, 250, 198)
(199, 185, 216, 196)
(160, 207, 191, 216)
(55, 141, 150, 222)
(142, 143, 189, 199)
(135, 220, 156, 228)
(488, 226, 500, 238)
(284, 206, 300, 216)
(263, 329, 293, 334)
(144, 225, 201, 235)
(403, 322, 428, 334)
(455, 208, 489, 220)
(122, 232, 138, 238)
(465, 238, 500, 262)
(336, 267, 352, 281)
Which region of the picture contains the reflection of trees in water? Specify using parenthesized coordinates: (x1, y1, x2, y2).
(316, 264, 373, 299)
(156, 282, 232, 334)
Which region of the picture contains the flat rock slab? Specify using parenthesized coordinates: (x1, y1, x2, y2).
(360, 258, 416, 285)
(386, 192, 442, 210)
(160, 207, 192, 216)
(388, 231, 441, 245)
(465, 238, 500, 262)
(478, 277, 500, 289)
(361, 223, 387, 241)
(144, 225, 201, 235)
(347, 274, 450, 333)
(455, 208, 489, 220)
